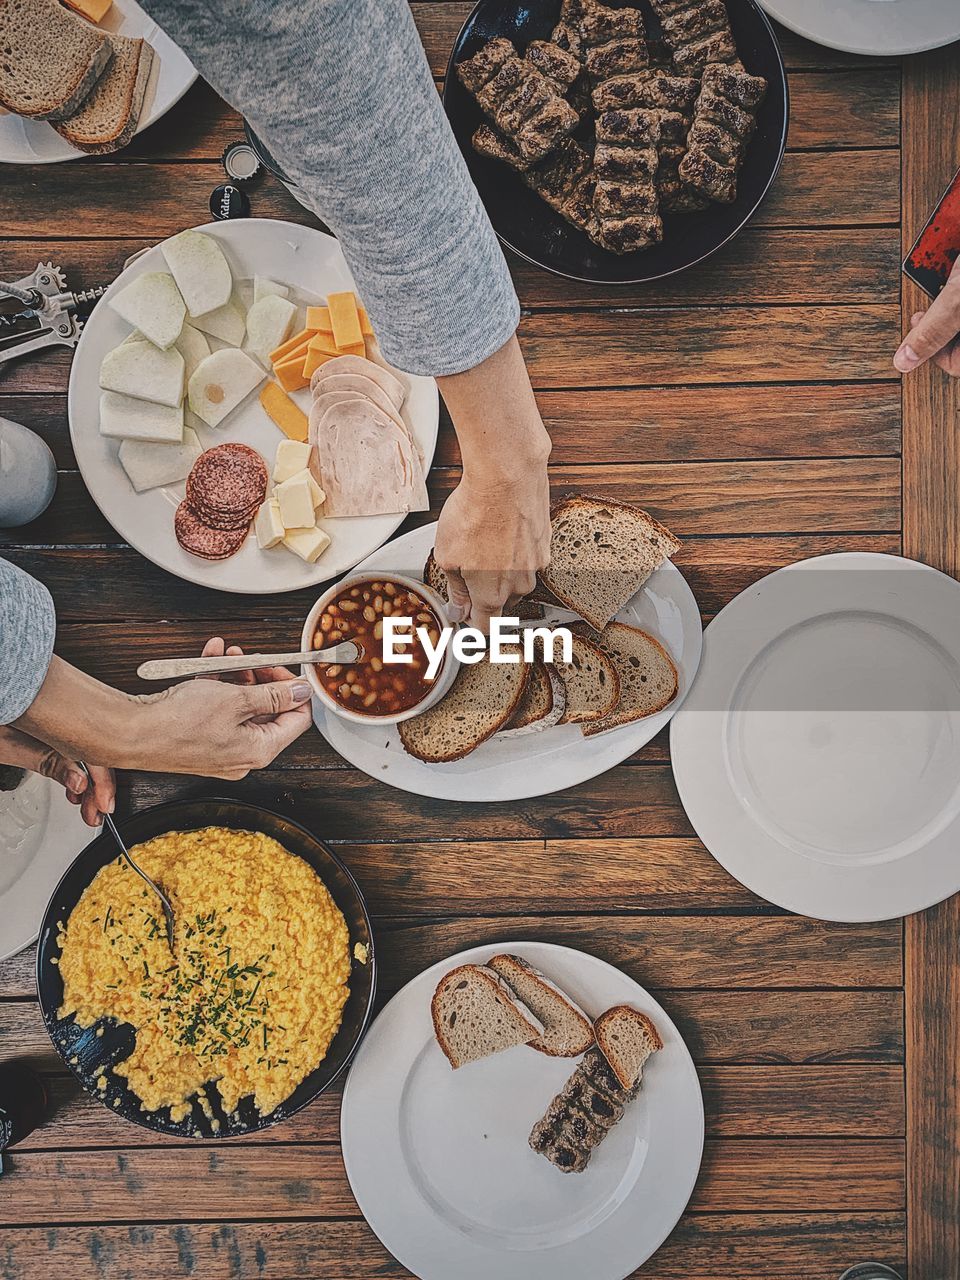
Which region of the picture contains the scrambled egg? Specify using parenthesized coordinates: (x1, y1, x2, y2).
(57, 827, 351, 1123)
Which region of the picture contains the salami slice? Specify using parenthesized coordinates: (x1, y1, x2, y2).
(185, 443, 267, 528)
(174, 502, 250, 560)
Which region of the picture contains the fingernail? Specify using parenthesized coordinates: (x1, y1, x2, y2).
(292, 680, 312, 703)
(894, 343, 921, 372)
(68, 770, 85, 794)
(106, 797, 115, 814)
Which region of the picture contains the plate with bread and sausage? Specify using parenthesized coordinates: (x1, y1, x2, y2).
(341, 940, 703, 1280)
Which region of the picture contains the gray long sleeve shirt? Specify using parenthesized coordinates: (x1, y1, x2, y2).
(3, 0, 520, 718)
(142, 0, 521, 377)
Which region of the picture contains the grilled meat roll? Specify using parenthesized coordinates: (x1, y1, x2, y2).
(648, 0, 737, 75)
(458, 40, 579, 162)
(528, 1046, 643, 1173)
(472, 125, 600, 239)
(678, 60, 767, 203)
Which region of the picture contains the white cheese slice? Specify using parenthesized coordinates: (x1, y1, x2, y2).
(282, 525, 330, 563)
(245, 295, 298, 368)
(108, 272, 186, 350)
(254, 276, 290, 304)
(255, 497, 285, 549)
(118, 428, 202, 493)
(187, 349, 265, 428)
(99, 340, 185, 408)
(275, 470, 316, 530)
(160, 230, 234, 319)
(273, 439, 311, 484)
(100, 392, 184, 443)
(174, 323, 212, 383)
(191, 299, 246, 347)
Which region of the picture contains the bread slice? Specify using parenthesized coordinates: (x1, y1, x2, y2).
(576, 621, 678, 736)
(488, 953, 594, 1057)
(423, 550, 544, 619)
(54, 35, 154, 154)
(0, 0, 112, 120)
(398, 650, 530, 762)
(594, 1005, 663, 1090)
(540, 495, 682, 631)
(498, 659, 567, 737)
(432, 964, 544, 1068)
(555, 633, 620, 724)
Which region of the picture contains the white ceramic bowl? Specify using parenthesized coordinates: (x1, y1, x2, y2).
(301, 572, 459, 726)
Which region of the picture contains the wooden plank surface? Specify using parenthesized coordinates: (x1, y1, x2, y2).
(901, 47, 960, 1280)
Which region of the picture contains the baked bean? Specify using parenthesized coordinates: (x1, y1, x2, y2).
(320, 614, 333, 633)
(363, 691, 377, 707)
(363, 606, 376, 623)
(340, 600, 358, 612)
(325, 664, 342, 678)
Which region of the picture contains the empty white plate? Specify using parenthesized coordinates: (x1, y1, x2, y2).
(670, 552, 960, 921)
(0, 771, 91, 960)
(340, 941, 703, 1280)
(757, 0, 960, 56)
(0, 0, 196, 164)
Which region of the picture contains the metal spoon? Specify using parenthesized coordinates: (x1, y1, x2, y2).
(137, 641, 362, 682)
(78, 762, 176, 952)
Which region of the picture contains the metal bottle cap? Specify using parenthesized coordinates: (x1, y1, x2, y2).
(209, 183, 251, 221)
(221, 140, 262, 185)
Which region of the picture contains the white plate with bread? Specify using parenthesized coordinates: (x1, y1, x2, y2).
(670, 552, 960, 921)
(68, 218, 438, 593)
(341, 941, 703, 1280)
(0, 0, 196, 162)
(315, 502, 702, 801)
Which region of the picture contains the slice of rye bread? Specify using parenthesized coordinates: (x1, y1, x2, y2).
(398, 650, 530, 762)
(423, 550, 544, 619)
(594, 1005, 663, 1090)
(432, 964, 545, 1068)
(539, 494, 682, 631)
(487, 953, 594, 1056)
(498, 660, 567, 736)
(54, 35, 154, 154)
(574, 620, 678, 735)
(555, 633, 620, 724)
(0, 0, 112, 120)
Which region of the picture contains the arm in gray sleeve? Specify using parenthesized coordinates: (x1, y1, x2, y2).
(0, 558, 56, 724)
(141, 0, 520, 377)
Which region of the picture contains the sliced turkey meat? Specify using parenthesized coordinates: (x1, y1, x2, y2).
(310, 353, 406, 410)
(309, 398, 428, 517)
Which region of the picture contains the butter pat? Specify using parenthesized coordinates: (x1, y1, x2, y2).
(273, 439, 311, 484)
(275, 470, 316, 529)
(282, 525, 330, 563)
(255, 497, 285, 549)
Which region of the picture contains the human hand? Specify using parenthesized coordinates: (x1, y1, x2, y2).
(0, 724, 115, 827)
(434, 459, 551, 631)
(131, 638, 313, 778)
(894, 256, 960, 376)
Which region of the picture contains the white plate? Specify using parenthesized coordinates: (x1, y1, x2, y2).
(0, 772, 92, 961)
(315, 522, 702, 801)
(670, 552, 960, 921)
(68, 219, 439, 595)
(757, 0, 960, 55)
(341, 940, 703, 1280)
(0, 0, 196, 164)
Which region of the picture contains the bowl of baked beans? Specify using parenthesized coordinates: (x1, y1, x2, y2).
(301, 573, 459, 725)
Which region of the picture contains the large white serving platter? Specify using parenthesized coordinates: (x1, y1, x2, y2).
(68, 219, 438, 594)
(757, 0, 960, 56)
(315, 521, 702, 802)
(0, 772, 91, 961)
(670, 552, 960, 921)
(341, 940, 703, 1280)
(0, 0, 197, 164)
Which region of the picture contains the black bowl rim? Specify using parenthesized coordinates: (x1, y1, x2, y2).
(35, 795, 377, 1138)
(442, 0, 790, 285)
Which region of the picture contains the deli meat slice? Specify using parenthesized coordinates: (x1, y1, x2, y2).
(310, 354, 406, 410)
(310, 399, 428, 517)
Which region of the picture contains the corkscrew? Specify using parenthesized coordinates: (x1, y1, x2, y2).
(0, 264, 106, 366)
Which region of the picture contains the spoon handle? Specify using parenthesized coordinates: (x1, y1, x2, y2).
(137, 642, 361, 681)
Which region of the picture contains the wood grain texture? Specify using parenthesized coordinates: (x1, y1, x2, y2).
(0, 1213, 906, 1280)
(4, 1064, 902, 1149)
(0, 1138, 904, 1224)
(901, 49, 960, 1280)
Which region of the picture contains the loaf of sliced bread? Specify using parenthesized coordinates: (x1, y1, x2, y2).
(398, 650, 530, 762)
(575, 621, 678, 735)
(432, 964, 544, 1068)
(488, 954, 594, 1057)
(555, 633, 620, 724)
(54, 35, 153, 154)
(423, 551, 544, 619)
(594, 1005, 663, 1090)
(540, 495, 682, 631)
(0, 0, 112, 120)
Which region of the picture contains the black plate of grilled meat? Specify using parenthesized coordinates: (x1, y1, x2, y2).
(443, 0, 788, 283)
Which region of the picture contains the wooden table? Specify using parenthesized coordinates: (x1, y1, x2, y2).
(2, 8, 958, 1277)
